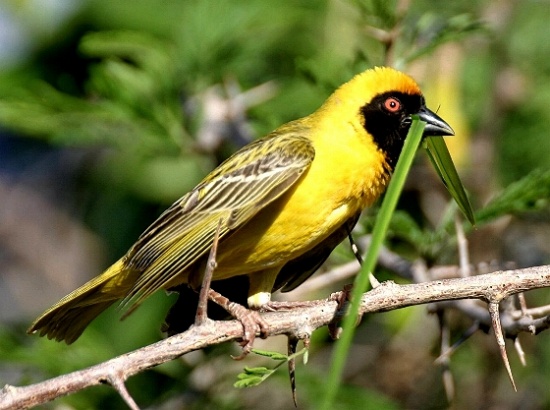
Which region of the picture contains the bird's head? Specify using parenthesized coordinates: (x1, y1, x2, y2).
(331, 66, 454, 169)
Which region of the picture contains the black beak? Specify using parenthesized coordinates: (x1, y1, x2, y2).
(417, 106, 454, 137)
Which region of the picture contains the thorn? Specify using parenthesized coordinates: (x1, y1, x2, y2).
(195, 218, 223, 326)
(108, 374, 140, 410)
(514, 337, 527, 367)
(488, 302, 517, 391)
(369, 273, 381, 288)
(288, 336, 299, 407)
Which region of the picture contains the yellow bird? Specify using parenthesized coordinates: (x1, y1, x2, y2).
(28, 67, 453, 344)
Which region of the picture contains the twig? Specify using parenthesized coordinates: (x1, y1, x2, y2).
(278, 237, 413, 299)
(435, 320, 480, 365)
(455, 215, 470, 277)
(436, 310, 455, 402)
(514, 337, 527, 367)
(512, 304, 550, 320)
(3, 264, 550, 409)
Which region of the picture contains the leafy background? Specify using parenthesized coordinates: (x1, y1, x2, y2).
(1, 0, 550, 409)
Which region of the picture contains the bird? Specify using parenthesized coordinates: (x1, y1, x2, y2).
(28, 66, 454, 345)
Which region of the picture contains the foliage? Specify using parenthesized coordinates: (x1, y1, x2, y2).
(1, 0, 550, 409)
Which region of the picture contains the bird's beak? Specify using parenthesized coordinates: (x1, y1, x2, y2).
(417, 106, 454, 137)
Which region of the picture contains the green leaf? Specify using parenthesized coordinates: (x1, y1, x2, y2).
(403, 14, 486, 65)
(234, 376, 266, 388)
(235, 347, 308, 389)
(388, 210, 424, 245)
(475, 168, 550, 225)
(424, 136, 475, 224)
(234, 366, 274, 388)
(241, 366, 272, 376)
(251, 348, 289, 361)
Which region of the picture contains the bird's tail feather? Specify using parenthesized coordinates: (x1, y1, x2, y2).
(27, 258, 138, 344)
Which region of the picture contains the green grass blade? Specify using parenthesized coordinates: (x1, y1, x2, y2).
(424, 136, 475, 225)
(321, 118, 426, 410)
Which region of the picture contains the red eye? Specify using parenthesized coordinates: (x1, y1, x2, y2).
(383, 97, 401, 113)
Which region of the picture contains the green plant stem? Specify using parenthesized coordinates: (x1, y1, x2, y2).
(321, 118, 426, 409)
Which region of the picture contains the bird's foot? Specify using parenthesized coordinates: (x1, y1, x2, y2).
(208, 288, 268, 359)
(328, 283, 354, 339)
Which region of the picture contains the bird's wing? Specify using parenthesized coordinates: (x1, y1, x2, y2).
(274, 213, 360, 293)
(121, 130, 315, 308)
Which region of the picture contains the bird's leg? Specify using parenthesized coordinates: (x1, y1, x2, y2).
(207, 288, 269, 359)
(194, 219, 268, 357)
(347, 230, 364, 265)
(194, 218, 223, 326)
(195, 219, 267, 359)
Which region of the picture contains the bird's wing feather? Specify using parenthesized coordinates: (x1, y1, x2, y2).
(121, 131, 315, 308)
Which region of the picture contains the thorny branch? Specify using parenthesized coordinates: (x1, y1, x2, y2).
(3, 264, 550, 409)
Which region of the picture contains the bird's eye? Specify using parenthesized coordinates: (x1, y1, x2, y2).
(383, 97, 401, 113)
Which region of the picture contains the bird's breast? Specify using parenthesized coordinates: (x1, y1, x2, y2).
(213, 125, 390, 277)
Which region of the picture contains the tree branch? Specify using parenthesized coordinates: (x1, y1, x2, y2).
(3, 264, 550, 410)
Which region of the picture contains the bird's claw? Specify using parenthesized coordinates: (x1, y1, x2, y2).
(328, 284, 354, 340)
(228, 304, 269, 360)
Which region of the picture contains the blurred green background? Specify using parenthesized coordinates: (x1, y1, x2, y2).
(1, 0, 550, 409)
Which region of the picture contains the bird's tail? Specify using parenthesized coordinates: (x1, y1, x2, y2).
(27, 258, 139, 344)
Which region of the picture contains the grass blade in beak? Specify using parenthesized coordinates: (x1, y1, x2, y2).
(424, 136, 475, 225)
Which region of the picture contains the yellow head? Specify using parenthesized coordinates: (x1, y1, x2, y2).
(334, 66, 422, 106)
(316, 66, 453, 169)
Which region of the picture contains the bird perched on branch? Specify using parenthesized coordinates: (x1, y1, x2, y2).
(28, 66, 453, 346)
